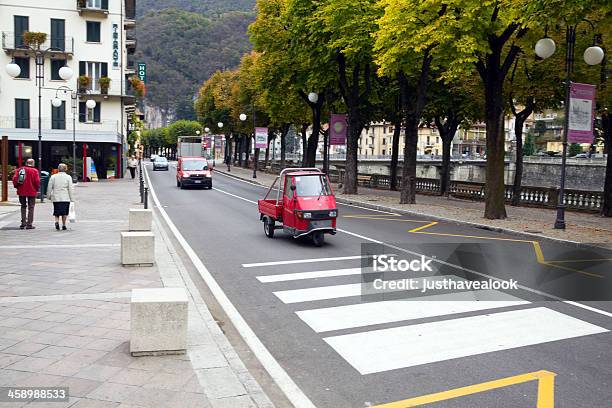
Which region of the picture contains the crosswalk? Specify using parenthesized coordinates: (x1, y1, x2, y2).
(249, 258, 609, 375)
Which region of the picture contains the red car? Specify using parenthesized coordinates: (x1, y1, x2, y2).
(176, 157, 212, 189)
(258, 168, 337, 246)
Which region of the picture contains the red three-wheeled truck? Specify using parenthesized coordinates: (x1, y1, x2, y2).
(257, 168, 338, 246)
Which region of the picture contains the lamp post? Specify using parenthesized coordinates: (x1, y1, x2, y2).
(7, 50, 73, 202)
(535, 25, 604, 229)
(240, 111, 259, 178)
(52, 88, 96, 182)
(308, 92, 329, 174)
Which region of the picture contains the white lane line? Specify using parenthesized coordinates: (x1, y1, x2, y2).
(257, 267, 366, 283)
(208, 179, 612, 320)
(296, 290, 529, 333)
(213, 187, 257, 204)
(273, 276, 464, 304)
(324, 307, 609, 375)
(144, 167, 316, 408)
(0, 244, 119, 249)
(244, 255, 370, 268)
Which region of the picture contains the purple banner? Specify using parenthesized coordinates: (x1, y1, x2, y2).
(330, 114, 347, 145)
(568, 82, 596, 144)
(255, 127, 268, 149)
(202, 136, 211, 149)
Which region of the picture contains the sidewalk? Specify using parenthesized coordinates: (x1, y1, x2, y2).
(0, 178, 273, 407)
(217, 165, 612, 246)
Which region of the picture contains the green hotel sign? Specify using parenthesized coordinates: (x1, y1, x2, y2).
(137, 62, 146, 83)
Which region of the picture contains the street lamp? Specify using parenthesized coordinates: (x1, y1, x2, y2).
(308, 92, 319, 104)
(7, 55, 73, 201)
(240, 107, 258, 178)
(535, 26, 604, 229)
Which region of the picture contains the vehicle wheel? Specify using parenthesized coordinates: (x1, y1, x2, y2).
(312, 231, 325, 247)
(263, 217, 275, 238)
(176, 180, 180, 187)
(179, 181, 184, 189)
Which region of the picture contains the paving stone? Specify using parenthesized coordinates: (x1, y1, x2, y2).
(142, 370, 194, 391)
(0, 318, 32, 328)
(107, 368, 155, 386)
(31, 346, 77, 360)
(0, 338, 20, 351)
(0, 330, 39, 341)
(5, 356, 57, 372)
(3, 342, 49, 356)
(63, 350, 107, 365)
(209, 395, 257, 408)
(26, 332, 66, 346)
(59, 378, 103, 398)
(0, 353, 26, 369)
(196, 367, 247, 400)
(86, 383, 138, 404)
(85, 339, 124, 352)
(55, 336, 95, 349)
(69, 398, 119, 408)
(41, 359, 91, 377)
(167, 391, 212, 408)
(73, 364, 122, 382)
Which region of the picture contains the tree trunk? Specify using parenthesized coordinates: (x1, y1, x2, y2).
(343, 107, 362, 195)
(236, 136, 242, 166)
(390, 120, 402, 191)
(601, 113, 612, 217)
(435, 115, 458, 196)
(511, 114, 526, 206)
(400, 117, 418, 204)
(243, 137, 250, 169)
(280, 124, 288, 170)
(482, 62, 508, 219)
(301, 124, 308, 167)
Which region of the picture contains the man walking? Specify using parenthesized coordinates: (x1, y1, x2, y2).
(12, 158, 40, 229)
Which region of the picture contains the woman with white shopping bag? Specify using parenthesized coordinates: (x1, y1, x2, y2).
(46, 163, 74, 231)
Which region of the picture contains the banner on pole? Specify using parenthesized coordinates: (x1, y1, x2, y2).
(202, 136, 211, 149)
(330, 114, 348, 145)
(255, 127, 268, 149)
(568, 82, 596, 144)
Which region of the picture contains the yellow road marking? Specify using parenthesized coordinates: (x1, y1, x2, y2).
(373, 370, 556, 408)
(546, 258, 612, 264)
(343, 215, 431, 223)
(408, 223, 604, 278)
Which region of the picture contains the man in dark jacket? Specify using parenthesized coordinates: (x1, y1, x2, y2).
(12, 159, 41, 229)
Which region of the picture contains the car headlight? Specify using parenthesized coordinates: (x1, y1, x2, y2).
(329, 210, 337, 217)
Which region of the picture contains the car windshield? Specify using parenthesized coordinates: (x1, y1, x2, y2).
(154, 157, 167, 163)
(182, 160, 207, 171)
(295, 175, 331, 197)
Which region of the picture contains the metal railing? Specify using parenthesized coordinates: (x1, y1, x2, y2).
(2, 32, 74, 54)
(333, 171, 604, 212)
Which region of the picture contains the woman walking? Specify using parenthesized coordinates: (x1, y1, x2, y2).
(127, 156, 138, 179)
(47, 163, 74, 230)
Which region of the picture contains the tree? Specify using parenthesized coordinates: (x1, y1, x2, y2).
(569, 143, 583, 157)
(523, 133, 536, 156)
(167, 120, 203, 148)
(374, 0, 443, 203)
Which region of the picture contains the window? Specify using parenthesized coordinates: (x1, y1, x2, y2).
(52, 101, 66, 130)
(79, 101, 101, 123)
(50, 60, 65, 80)
(14, 15, 29, 47)
(15, 99, 30, 128)
(284, 176, 294, 199)
(50, 19, 65, 50)
(86, 21, 101, 42)
(79, 61, 108, 91)
(87, 0, 108, 9)
(14, 57, 29, 79)
(382, 138, 386, 145)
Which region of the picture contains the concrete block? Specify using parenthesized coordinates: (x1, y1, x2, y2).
(121, 232, 154, 266)
(130, 288, 188, 355)
(129, 209, 152, 231)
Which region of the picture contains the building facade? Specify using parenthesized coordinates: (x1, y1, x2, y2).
(0, 0, 136, 179)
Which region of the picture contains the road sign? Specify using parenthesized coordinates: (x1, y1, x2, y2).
(137, 62, 146, 83)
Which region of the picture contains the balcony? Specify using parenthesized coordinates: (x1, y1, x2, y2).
(77, 0, 109, 16)
(2, 32, 74, 55)
(126, 36, 136, 54)
(78, 78, 137, 105)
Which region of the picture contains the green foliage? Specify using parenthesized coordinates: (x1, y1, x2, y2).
(166, 120, 203, 147)
(569, 143, 583, 157)
(136, 0, 255, 18)
(523, 133, 536, 156)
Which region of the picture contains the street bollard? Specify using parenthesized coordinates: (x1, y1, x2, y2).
(140, 176, 144, 203)
(144, 186, 148, 209)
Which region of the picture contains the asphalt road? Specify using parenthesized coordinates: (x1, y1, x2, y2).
(146, 163, 612, 408)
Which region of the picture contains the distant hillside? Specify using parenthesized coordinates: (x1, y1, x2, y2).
(136, 0, 256, 18)
(133, 7, 254, 121)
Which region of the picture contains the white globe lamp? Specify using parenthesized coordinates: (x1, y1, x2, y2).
(535, 38, 556, 59)
(218, 122, 224, 129)
(52, 97, 63, 108)
(6, 61, 21, 78)
(58, 65, 73, 80)
(583, 46, 604, 65)
(239, 113, 247, 121)
(86, 99, 96, 109)
(308, 92, 319, 104)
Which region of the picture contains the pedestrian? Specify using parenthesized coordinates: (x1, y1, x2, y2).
(127, 155, 138, 179)
(46, 163, 74, 231)
(12, 158, 40, 230)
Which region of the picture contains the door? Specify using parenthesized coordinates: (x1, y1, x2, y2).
(14, 16, 28, 47)
(50, 19, 65, 51)
(282, 175, 296, 229)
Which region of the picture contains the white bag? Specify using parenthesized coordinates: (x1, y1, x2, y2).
(69, 202, 76, 223)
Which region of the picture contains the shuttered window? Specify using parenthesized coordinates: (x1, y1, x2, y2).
(52, 101, 66, 130)
(15, 99, 30, 129)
